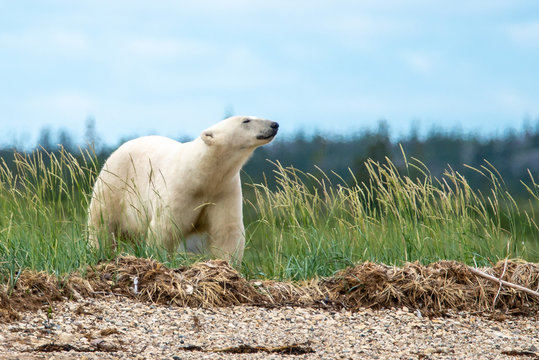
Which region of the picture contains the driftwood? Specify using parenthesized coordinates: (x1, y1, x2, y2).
(467, 266, 539, 299)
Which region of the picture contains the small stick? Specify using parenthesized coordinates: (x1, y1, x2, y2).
(467, 266, 539, 299)
(492, 259, 508, 308)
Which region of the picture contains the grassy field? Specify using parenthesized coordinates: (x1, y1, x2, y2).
(0, 147, 537, 286)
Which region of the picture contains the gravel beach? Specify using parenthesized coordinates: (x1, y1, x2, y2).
(1, 296, 537, 359)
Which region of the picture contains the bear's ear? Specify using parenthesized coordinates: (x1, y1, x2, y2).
(201, 130, 215, 146)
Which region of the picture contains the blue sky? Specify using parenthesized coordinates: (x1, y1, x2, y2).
(1, 1, 539, 147)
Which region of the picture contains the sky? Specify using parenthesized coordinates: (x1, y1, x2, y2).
(1, 1, 539, 147)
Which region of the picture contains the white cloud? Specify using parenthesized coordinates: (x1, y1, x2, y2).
(403, 52, 437, 74)
(28, 92, 97, 119)
(49, 32, 89, 53)
(506, 21, 539, 47)
(321, 14, 415, 51)
(126, 37, 211, 59)
(126, 44, 299, 92)
(327, 15, 410, 37)
(0, 30, 89, 56)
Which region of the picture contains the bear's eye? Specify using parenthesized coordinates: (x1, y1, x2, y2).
(242, 119, 251, 124)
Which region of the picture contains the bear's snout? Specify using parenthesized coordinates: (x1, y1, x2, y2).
(256, 121, 279, 140)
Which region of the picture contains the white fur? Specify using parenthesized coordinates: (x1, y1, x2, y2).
(87, 116, 278, 264)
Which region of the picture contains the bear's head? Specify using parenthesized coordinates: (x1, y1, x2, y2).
(201, 116, 279, 149)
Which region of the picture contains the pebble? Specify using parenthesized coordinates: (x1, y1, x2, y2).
(0, 296, 537, 359)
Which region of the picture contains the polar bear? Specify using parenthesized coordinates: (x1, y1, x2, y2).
(87, 116, 278, 264)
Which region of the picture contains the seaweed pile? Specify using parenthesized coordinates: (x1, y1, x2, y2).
(1, 256, 538, 322)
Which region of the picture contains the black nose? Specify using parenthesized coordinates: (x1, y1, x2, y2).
(271, 122, 279, 129)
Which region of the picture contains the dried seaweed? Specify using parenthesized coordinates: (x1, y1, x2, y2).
(1, 256, 538, 323)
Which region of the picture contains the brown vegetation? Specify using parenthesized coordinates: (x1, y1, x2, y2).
(1, 256, 538, 323)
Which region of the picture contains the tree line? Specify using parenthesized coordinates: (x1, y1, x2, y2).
(1, 118, 538, 198)
(245, 119, 539, 199)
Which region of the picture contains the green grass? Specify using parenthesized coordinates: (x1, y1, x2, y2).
(242, 155, 539, 280)
(0, 147, 537, 285)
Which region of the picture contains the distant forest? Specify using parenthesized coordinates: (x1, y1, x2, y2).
(247, 120, 539, 199)
(1, 118, 538, 198)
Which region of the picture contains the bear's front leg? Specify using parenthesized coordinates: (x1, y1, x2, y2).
(205, 191, 245, 265)
(207, 222, 245, 265)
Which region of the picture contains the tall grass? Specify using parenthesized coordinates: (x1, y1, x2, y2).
(0, 147, 537, 284)
(242, 154, 539, 280)
(0, 148, 96, 286)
